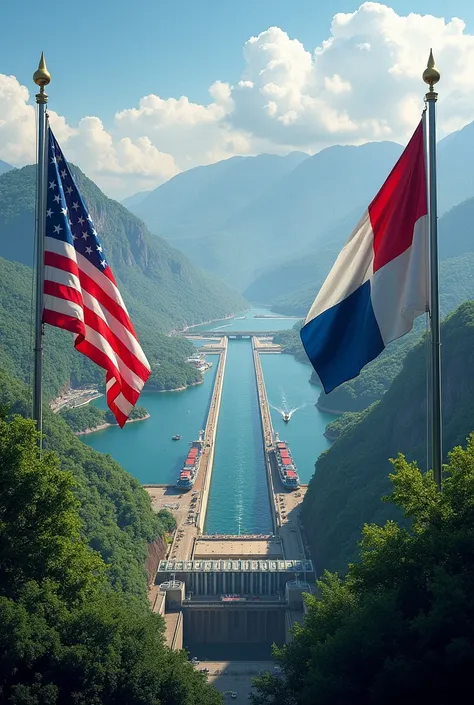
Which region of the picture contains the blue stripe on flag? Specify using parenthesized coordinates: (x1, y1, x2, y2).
(300, 280, 384, 394)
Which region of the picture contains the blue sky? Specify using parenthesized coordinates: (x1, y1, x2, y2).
(1, 0, 473, 124)
(2, 1, 474, 197)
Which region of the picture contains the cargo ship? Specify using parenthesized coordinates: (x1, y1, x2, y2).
(274, 433, 300, 489)
(176, 431, 205, 490)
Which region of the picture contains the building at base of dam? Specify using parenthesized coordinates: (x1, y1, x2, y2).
(155, 558, 314, 652)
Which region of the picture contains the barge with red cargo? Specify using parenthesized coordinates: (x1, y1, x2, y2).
(176, 431, 205, 490)
(274, 433, 300, 489)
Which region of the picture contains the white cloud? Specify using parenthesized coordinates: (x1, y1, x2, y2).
(3, 3, 474, 198)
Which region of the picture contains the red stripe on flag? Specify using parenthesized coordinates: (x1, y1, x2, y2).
(369, 120, 427, 273)
(107, 397, 129, 428)
(45, 251, 81, 278)
(78, 270, 138, 339)
(43, 309, 85, 336)
(82, 305, 151, 382)
(44, 280, 84, 308)
(103, 265, 117, 285)
(74, 338, 141, 406)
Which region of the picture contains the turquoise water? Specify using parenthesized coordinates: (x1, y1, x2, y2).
(82, 307, 334, 531)
(83, 363, 217, 484)
(190, 307, 299, 333)
(260, 355, 333, 483)
(204, 340, 272, 535)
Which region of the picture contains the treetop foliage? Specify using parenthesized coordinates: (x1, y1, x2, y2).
(253, 437, 474, 705)
(0, 413, 221, 704)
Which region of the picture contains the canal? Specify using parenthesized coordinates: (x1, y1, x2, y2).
(82, 308, 335, 532)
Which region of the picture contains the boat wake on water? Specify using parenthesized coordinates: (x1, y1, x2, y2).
(269, 402, 307, 421)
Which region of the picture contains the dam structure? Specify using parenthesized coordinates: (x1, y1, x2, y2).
(147, 332, 313, 658)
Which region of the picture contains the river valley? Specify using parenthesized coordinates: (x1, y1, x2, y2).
(83, 307, 334, 534)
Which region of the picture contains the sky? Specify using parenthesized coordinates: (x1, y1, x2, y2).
(2, 0, 474, 198)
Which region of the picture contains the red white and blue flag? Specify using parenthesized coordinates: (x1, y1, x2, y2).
(43, 127, 151, 426)
(300, 121, 428, 393)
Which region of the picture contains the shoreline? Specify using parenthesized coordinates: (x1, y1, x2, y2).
(153, 378, 205, 394)
(75, 413, 151, 436)
(177, 308, 249, 334)
(316, 403, 344, 416)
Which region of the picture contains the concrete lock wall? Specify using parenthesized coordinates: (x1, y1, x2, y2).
(183, 608, 285, 645)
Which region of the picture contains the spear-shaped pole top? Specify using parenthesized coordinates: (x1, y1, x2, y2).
(422, 49, 440, 93)
(33, 52, 51, 88)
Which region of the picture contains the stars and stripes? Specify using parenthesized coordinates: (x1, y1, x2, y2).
(43, 127, 151, 426)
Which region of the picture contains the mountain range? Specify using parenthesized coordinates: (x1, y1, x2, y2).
(129, 117, 474, 300)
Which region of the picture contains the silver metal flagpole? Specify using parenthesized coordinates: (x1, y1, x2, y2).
(423, 50, 442, 490)
(32, 53, 51, 446)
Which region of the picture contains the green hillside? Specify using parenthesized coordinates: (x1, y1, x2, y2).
(0, 387, 221, 703)
(254, 441, 474, 705)
(317, 252, 474, 414)
(0, 255, 201, 400)
(0, 164, 245, 331)
(0, 366, 170, 600)
(301, 301, 474, 575)
(0, 164, 245, 399)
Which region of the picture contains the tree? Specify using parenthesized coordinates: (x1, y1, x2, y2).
(0, 414, 105, 605)
(0, 414, 222, 704)
(253, 435, 474, 705)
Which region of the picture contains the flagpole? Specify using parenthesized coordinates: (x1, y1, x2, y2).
(423, 50, 442, 490)
(32, 53, 51, 445)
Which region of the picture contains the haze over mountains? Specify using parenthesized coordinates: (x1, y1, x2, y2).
(0, 159, 13, 176)
(130, 118, 474, 307)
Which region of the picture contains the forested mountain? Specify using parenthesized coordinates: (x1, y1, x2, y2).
(0, 367, 170, 599)
(254, 442, 474, 705)
(301, 301, 474, 575)
(0, 165, 245, 398)
(0, 164, 245, 331)
(0, 158, 13, 175)
(316, 251, 474, 414)
(437, 118, 474, 213)
(0, 392, 221, 703)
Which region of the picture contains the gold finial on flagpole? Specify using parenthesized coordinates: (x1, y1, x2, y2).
(423, 49, 440, 96)
(33, 52, 51, 104)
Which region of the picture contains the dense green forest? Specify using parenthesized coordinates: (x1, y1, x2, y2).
(0, 411, 221, 704)
(272, 321, 306, 362)
(301, 301, 474, 574)
(0, 367, 171, 599)
(0, 255, 203, 400)
(318, 253, 474, 413)
(0, 164, 245, 330)
(60, 404, 149, 434)
(252, 441, 474, 704)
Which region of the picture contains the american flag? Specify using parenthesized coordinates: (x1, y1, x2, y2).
(43, 127, 151, 427)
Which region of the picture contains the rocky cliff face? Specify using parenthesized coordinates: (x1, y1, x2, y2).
(145, 536, 168, 587)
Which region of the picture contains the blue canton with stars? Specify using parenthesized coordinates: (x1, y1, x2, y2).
(46, 128, 108, 272)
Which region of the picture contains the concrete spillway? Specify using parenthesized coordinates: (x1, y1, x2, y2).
(184, 604, 285, 645)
